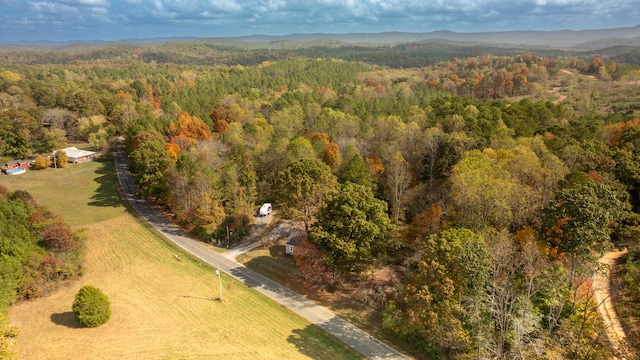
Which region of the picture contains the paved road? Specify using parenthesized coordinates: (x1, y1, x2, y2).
(113, 145, 408, 360)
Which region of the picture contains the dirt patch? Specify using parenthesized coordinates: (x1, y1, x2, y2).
(594, 248, 633, 359)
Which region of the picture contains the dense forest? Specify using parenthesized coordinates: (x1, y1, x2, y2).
(2, 41, 640, 359)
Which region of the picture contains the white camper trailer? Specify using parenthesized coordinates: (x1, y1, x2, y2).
(259, 203, 272, 216)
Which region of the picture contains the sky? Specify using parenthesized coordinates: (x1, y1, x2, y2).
(0, 0, 639, 42)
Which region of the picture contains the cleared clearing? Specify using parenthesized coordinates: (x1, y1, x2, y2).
(1, 158, 361, 360)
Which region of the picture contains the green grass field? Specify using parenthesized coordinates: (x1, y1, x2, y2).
(1, 156, 363, 360)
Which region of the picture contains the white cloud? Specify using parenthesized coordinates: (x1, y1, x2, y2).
(57, 0, 110, 6)
(2, 0, 639, 41)
(30, 2, 79, 15)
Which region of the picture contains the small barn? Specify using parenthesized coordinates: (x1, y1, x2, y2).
(285, 229, 307, 256)
(3, 160, 30, 171)
(62, 147, 97, 163)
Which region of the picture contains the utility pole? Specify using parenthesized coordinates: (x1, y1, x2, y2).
(216, 264, 223, 301)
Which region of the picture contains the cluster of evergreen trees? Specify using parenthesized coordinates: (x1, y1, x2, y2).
(0, 187, 83, 313)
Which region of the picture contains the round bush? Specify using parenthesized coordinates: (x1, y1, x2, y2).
(72, 285, 111, 328)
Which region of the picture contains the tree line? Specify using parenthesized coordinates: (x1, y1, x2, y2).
(0, 187, 84, 313)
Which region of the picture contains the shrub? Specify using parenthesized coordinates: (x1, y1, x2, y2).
(0, 313, 20, 360)
(43, 225, 77, 252)
(33, 156, 51, 169)
(54, 150, 67, 168)
(72, 285, 111, 328)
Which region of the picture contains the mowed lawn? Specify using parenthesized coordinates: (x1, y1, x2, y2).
(1, 157, 362, 360)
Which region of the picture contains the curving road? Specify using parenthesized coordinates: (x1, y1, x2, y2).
(113, 145, 408, 360)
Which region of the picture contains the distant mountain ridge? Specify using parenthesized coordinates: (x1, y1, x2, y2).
(2, 25, 640, 51)
(232, 25, 640, 49)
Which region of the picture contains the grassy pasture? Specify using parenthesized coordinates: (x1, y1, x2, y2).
(1, 157, 362, 360)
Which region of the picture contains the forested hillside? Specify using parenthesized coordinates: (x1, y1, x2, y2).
(2, 42, 640, 359)
(0, 186, 83, 357)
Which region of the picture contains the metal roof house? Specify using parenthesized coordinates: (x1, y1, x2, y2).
(285, 229, 307, 256)
(62, 147, 97, 163)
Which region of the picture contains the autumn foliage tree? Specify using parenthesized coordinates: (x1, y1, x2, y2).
(167, 111, 212, 149)
(408, 202, 444, 238)
(310, 132, 342, 172)
(43, 225, 78, 252)
(210, 104, 238, 135)
(33, 156, 52, 169)
(54, 150, 68, 167)
(293, 236, 338, 290)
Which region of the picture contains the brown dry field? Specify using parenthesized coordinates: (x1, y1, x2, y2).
(3, 159, 360, 360)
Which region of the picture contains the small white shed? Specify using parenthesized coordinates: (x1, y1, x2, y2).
(285, 229, 307, 256)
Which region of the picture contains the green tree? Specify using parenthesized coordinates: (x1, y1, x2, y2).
(270, 104, 305, 139)
(449, 148, 515, 230)
(276, 159, 337, 230)
(29, 79, 57, 107)
(383, 228, 490, 358)
(315, 108, 359, 141)
(0, 108, 33, 158)
(128, 131, 172, 198)
(72, 285, 111, 328)
(60, 90, 106, 116)
(309, 182, 394, 275)
(40, 128, 67, 153)
(449, 145, 566, 231)
(286, 136, 316, 162)
(540, 181, 627, 286)
(167, 153, 225, 234)
(339, 151, 374, 189)
(78, 115, 111, 151)
(0, 256, 23, 313)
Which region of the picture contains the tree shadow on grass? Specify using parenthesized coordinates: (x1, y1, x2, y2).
(180, 295, 220, 302)
(287, 324, 365, 360)
(269, 244, 287, 258)
(50, 311, 83, 329)
(88, 156, 122, 208)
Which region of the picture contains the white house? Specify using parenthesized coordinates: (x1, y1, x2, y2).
(62, 147, 97, 163)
